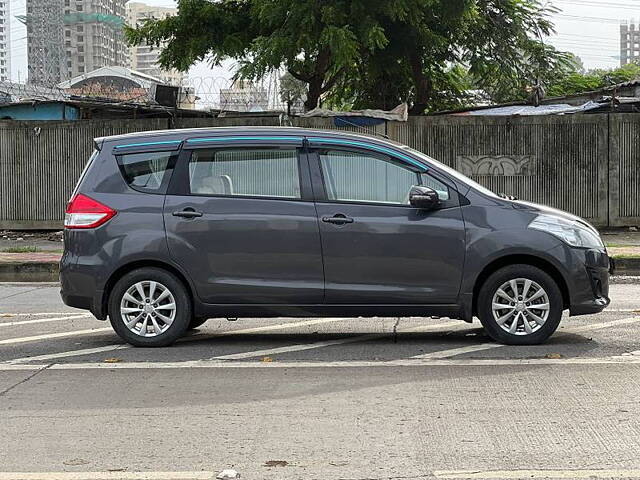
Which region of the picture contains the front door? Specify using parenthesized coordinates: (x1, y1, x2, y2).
(164, 142, 324, 305)
(310, 146, 466, 304)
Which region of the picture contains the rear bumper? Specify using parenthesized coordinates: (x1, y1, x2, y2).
(59, 253, 107, 320)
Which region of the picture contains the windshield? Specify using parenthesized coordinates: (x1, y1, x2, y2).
(400, 145, 501, 199)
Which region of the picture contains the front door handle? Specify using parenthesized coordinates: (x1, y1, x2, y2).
(172, 209, 203, 219)
(322, 214, 354, 225)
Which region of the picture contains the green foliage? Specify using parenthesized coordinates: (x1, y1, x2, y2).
(545, 63, 640, 98)
(126, 0, 574, 113)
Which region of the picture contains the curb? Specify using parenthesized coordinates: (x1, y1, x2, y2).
(611, 257, 640, 276)
(1, 258, 640, 283)
(0, 262, 59, 282)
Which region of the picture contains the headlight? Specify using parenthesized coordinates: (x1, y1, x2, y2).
(528, 215, 604, 249)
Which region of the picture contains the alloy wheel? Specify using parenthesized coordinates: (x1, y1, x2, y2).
(491, 278, 550, 336)
(120, 280, 177, 337)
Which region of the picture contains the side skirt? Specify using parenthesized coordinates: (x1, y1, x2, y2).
(195, 303, 463, 319)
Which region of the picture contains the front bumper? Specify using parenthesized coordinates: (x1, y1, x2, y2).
(568, 247, 610, 316)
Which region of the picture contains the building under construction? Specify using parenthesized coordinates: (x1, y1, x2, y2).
(22, 0, 128, 86)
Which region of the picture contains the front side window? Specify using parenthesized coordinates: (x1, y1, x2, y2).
(119, 151, 174, 193)
(319, 149, 450, 205)
(188, 148, 301, 199)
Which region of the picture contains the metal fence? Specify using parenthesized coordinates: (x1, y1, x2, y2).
(0, 113, 638, 229)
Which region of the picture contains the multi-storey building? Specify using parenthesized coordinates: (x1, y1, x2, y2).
(126, 2, 183, 86)
(63, 0, 128, 79)
(620, 21, 640, 66)
(24, 0, 127, 85)
(0, 0, 9, 81)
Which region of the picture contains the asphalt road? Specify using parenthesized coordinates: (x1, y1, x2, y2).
(1, 281, 640, 480)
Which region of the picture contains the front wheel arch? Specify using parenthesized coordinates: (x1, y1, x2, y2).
(472, 254, 570, 317)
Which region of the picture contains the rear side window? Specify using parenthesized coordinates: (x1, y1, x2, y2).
(188, 148, 301, 199)
(118, 151, 174, 193)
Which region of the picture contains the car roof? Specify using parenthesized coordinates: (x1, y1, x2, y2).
(96, 126, 404, 149)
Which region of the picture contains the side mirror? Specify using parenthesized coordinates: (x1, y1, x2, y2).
(409, 186, 440, 210)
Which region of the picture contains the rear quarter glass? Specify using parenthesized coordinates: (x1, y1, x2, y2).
(70, 149, 99, 200)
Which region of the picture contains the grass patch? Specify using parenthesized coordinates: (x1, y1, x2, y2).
(612, 253, 640, 259)
(1, 245, 39, 253)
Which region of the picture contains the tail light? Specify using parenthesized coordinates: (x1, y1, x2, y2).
(64, 194, 117, 229)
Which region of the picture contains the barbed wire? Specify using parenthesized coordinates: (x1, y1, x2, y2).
(0, 73, 302, 113)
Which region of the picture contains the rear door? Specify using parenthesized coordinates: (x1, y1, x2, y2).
(308, 142, 466, 304)
(164, 138, 324, 305)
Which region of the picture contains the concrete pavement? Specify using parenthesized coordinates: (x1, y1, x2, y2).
(1, 283, 640, 479)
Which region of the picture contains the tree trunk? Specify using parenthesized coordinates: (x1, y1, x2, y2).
(304, 77, 323, 111)
(408, 50, 432, 115)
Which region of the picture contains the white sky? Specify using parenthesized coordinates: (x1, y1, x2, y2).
(6, 0, 639, 83)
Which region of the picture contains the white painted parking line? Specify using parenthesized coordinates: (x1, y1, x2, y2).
(5, 345, 129, 364)
(0, 312, 87, 317)
(211, 333, 383, 360)
(433, 469, 640, 479)
(0, 314, 91, 327)
(1, 317, 360, 364)
(211, 320, 465, 360)
(3, 355, 640, 371)
(181, 317, 358, 342)
(411, 343, 499, 359)
(0, 473, 214, 480)
(564, 315, 640, 333)
(0, 327, 113, 346)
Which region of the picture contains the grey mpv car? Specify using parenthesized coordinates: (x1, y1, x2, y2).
(61, 127, 611, 347)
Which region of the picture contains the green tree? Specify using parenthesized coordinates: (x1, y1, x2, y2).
(126, 0, 571, 113)
(126, 0, 385, 111)
(545, 62, 640, 98)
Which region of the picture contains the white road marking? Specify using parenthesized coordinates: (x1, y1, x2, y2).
(5, 354, 640, 371)
(0, 473, 215, 480)
(0, 312, 87, 317)
(181, 317, 361, 342)
(5, 345, 130, 364)
(0, 317, 361, 364)
(210, 320, 465, 360)
(0, 314, 91, 327)
(563, 315, 640, 333)
(0, 328, 113, 346)
(211, 333, 383, 360)
(411, 343, 499, 359)
(434, 469, 640, 479)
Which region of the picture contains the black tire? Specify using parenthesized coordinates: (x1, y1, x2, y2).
(108, 267, 192, 347)
(477, 264, 563, 345)
(189, 317, 208, 329)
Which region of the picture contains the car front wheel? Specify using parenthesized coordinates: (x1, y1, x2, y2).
(108, 267, 192, 347)
(477, 264, 563, 345)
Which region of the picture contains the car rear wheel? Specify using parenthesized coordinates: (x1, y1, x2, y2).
(108, 267, 191, 347)
(477, 264, 563, 345)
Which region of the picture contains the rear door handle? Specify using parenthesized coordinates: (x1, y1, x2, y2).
(322, 214, 354, 225)
(172, 209, 203, 219)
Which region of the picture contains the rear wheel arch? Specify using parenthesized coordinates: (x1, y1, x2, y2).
(102, 260, 195, 319)
(471, 254, 570, 316)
